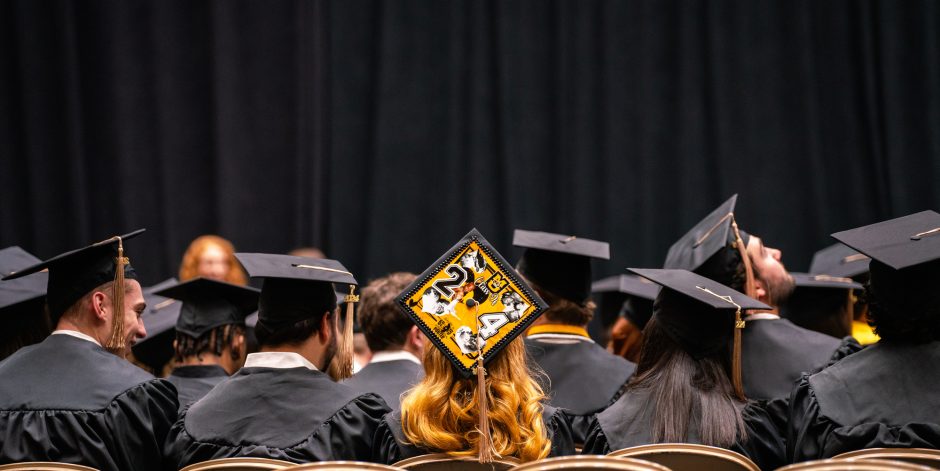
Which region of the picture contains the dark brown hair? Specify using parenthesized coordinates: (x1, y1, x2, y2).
(629, 317, 747, 447)
(358, 272, 417, 352)
(531, 282, 596, 326)
(174, 324, 245, 362)
(866, 259, 940, 344)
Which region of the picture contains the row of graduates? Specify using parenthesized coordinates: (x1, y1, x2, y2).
(0, 198, 937, 470)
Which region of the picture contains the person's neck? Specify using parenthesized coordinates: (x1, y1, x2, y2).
(56, 316, 107, 347)
(260, 342, 324, 370)
(178, 353, 223, 367)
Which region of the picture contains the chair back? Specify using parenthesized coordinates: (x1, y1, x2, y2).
(179, 457, 295, 470)
(0, 464, 99, 471)
(776, 458, 934, 470)
(833, 448, 940, 469)
(513, 455, 672, 471)
(393, 453, 519, 471)
(608, 443, 760, 471)
(287, 462, 403, 470)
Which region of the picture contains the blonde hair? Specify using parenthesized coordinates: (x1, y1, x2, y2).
(400, 337, 552, 462)
(178, 235, 247, 285)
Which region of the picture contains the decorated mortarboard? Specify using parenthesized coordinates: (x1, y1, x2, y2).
(398, 229, 548, 377)
(592, 274, 660, 330)
(0, 246, 41, 277)
(235, 253, 360, 379)
(808, 243, 871, 279)
(154, 277, 259, 338)
(132, 278, 183, 372)
(629, 268, 770, 400)
(0, 247, 47, 313)
(790, 272, 863, 290)
(663, 195, 756, 296)
(513, 229, 609, 305)
(831, 210, 940, 271)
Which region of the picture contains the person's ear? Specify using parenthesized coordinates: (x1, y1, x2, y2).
(91, 291, 109, 321)
(753, 278, 768, 301)
(233, 331, 245, 353)
(319, 312, 333, 344)
(409, 325, 425, 350)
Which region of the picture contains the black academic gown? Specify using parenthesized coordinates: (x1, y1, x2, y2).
(741, 318, 842, 400)
(0, 334, 179, 471)
(372, 404, 576, 464)
(582, 389, 786, 470)
(165, 366, 391, 467)
(787, 341, 940, 463)
(342, 358, 423, 409)
(525, 335, 636, 444)
(167, 365, 230, 410)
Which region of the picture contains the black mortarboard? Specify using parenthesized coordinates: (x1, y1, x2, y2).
(831, 210, 940, 271)
(808, 243, 871, 279)
(235, 253, 358, 331)
(2, 230, 144, 324)
(513, 229, 610, 304)
(0, 246, 41, 277)
(592, 274, 660, 330)
(663, 195, 753, 292)
(132, 278, 182, 372)
(790, 272, 863, 290)
(154, 278, 259, 338)
(629, 268, 770, 399)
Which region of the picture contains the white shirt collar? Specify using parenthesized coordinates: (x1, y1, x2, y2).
(744, 312, 781, 321)
(51, 329, 102, 347)
(369, 350, 421, 365)
(243, 352, 318, 371)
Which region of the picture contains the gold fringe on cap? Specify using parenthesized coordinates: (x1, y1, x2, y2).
(471, 302, 494, 464)
(696, 285, 746, 401)
(105, 236, 129, 354)
(729, 218, 753, 402)
(328, 284, 358, 381)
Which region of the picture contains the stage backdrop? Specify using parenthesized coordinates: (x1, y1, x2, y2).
(2, 0, 939, 286)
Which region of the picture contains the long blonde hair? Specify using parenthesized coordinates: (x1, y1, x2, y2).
(400, 337, 552, 462)
(178, 235, 247, 285)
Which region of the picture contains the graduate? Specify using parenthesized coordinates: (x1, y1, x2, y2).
(809, 243, 880, 345)
(0, 247, 51, 361)
(787, 211, 940, 461)
(664, 195, 843, 400)
(582, 268, 786, 470)
(0, 230, 179, 471)
(153, 277, 258, 409)
(372, 229, 575, 464)
(592, 273, 660, 363)
(514, 230, 636, 444)
(780, 273, 862, 340)
(165, 253, 390, 466)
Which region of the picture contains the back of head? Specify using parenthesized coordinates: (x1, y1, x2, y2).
(400, 337, 551, 462)
(531, 282, 596, 327)
(359, 272, 417, 352)
(175, 324, 245, 363)
(781, 287, 853, 339)
(255, 278, 336, 347)
(866, 259, 940, 344)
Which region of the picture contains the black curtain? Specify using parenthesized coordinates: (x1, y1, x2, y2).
(2, 0, 939, 286)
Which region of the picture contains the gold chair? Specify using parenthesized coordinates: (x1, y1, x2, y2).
(286, 462, 403, 470)
(776, 458, 934, 470)
(513, 455, 672, 470)
(179, 457, 295, 470)
(393, 453, 519, 471)
(0, 464, 98, 471)
(608, 443, 759, 471)
(833, 448, 940, 469)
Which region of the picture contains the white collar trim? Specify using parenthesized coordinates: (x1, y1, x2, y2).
(369, 350, 421, 365)
(244, 352, 318, 371)
(526, 333, 595, 343)
(744, 312, 780, 321)
(51, 329, 102, 347)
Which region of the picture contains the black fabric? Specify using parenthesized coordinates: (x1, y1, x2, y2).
(581, 390, 786, 470)
(166, 364, 229, 411)
(341, 358, 423, 410)
(0, 334, 179, 471)
(371, 404, 576, 464)
(524, 336, 635, 444)
(2, 2, 939, 285)
(786, 341, 940, 463)
(165, 366, 390, 466)
(741, 318, 842, 401)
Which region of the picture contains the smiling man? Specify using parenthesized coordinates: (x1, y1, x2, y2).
(0, 230, 179, 471)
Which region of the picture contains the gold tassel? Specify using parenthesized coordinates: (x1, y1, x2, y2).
(471, 302, 494, 463)
(729, 218, 751, 402)
(328, 285, 358, 381)
(106, 237, 128, 355)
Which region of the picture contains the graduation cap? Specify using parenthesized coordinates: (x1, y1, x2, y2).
(790, 273, 863, 290)
(831, 210, 940, 271)
(0, 246, 41, 277)
(663, 195, 756, 297)
(2, 230, 144, 352)
(629, 268, 770, 400)
(808, 243, 871, 279)
(397, 228, 548, 462)
(132, 278, 183, 372)
(780, 273, 859, 337)
(513, 229, 609, 305)
(154, 278, 259, 338)
(591, 274, 660, 330)
(235, 253, 360, 380)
